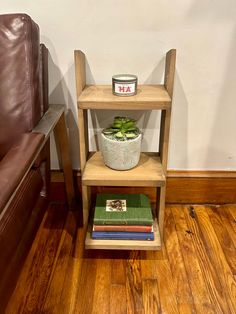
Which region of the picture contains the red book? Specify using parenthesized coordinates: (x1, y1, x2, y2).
(92, 224, 153, 232)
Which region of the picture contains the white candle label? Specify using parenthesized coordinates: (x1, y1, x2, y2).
(114, 83, 135, 95)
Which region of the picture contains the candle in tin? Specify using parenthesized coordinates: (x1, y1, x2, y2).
(112, 74, 138, 96)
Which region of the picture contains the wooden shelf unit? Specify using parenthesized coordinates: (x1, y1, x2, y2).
(74, 49, 176, 250)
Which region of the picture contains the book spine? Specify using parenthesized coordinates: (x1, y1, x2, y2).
(93, 219, 153, 226)
(93, 225, 153, 232)
(92, 231, 154, 241)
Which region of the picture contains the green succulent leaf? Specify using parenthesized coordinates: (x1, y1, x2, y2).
(103, 116, 140, 140)
(122, 121, 135, 129)
(126, 133, 137, 138)
(115, 131, 124, 138)
(114, 123, 122, 128)
(103, 128, 116, 134)
(126, 127, 138, 132)
(109, 128, 120, 132)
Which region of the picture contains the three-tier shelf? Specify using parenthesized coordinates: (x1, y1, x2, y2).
(74, 49, 176, 250)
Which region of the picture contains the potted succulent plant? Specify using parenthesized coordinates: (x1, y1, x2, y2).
(101, 116, 142, 170)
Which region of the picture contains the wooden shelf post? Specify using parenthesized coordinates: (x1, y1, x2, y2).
(158, 49, 176, 241)
(75, 51, 91, 224)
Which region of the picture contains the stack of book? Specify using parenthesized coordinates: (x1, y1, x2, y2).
(92, 193, 154, 241)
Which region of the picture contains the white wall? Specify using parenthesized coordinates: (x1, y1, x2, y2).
(2, 1, 236, 170)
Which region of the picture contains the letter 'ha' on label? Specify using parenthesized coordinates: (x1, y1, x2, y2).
(115, 83, 135, 95)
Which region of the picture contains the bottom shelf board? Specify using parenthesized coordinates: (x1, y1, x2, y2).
(85, 219, 161, 251)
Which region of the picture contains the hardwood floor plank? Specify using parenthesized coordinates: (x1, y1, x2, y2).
(91, 252, 111, 314)
(126, 251, 145, 313)
(140, 251, 157, 280)
(183, 206, 234, 314)
(75, 254, 97, 314)
(42, 211, 78, 314)
(218, 205, 236, 248)
(191, 206, 236, 313)
(70, 221, 89, 312)
(111, 260, 126, 285)
(154, 260, 179, 314)
(206, 206, 236, 275)
(226, 205, 236, 232)
(111, 251, 129, 285)
(164, 206, 196, 314)
(142, 279, 161, 314)
(5, 204, 67, 314)
(140, 243, 167, 280)
(110, 284, 126, 314)
(171, 206, 215, 314)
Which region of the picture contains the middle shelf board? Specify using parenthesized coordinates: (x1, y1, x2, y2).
(82, 152, 166, 187)
(78, 85, 171, 110)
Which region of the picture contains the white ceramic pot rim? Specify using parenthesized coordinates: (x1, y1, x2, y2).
(101, 132, 142, 144)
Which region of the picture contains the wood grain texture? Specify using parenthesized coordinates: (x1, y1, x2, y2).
(5, 204, 67, 314)
(6, 204, 236, 313)
(164, 207, 195, 314)
(206, 206, 236, 275)
(78, 108, 90, 225)
(126, 251, 145, 313)
(142, 279, 161, 314)
(75, 252, 97, 314)
(42, 211, 78, 314)
(91, 253, 111, 313)
(154, 260, 179, 314)
(82, 152, 165, 187)
(110, 284, 126, 314)
(158, 186, 166, 240)
(183, 205, 233, 313)
(166, 176, 236, 204)
(77, 85, 171, 110)
(219, 206, 236, 248)
(78, 109, 88, 172)
(191, 206, 236, 313)
(171, 206, 215, 314)
(159, 108, 171, 172)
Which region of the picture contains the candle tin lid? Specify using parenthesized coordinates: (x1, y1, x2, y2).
(112, 74, 138, 97)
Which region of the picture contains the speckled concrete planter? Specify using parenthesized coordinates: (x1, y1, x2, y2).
(101, 133, 142, 170)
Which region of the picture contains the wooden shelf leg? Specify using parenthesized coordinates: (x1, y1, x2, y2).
(54, 112, 75, 209)
(82, 185, 91, 226)
(159, 108, 171, 171)
(78, 108, 90, 225)
(157, 186, 166, 241)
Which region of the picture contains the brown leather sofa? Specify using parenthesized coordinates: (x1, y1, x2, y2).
(0, 14, 50, 310)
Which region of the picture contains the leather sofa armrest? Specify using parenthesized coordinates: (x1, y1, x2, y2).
(0, 133, 44, 211)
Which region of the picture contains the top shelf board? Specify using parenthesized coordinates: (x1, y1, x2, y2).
(77, 85, 171, 110)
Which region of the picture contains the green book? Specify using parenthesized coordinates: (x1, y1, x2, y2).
(93, 194, 153, 225)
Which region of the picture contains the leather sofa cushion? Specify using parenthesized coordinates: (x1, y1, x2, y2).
(0, 132, 44, 212)
(0, 168, 43, 274)
(0, 14, 42, 158)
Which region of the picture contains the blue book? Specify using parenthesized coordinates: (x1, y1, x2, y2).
(92, 231, 154, 241)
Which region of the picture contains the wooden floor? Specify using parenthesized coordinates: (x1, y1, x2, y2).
(5, 203, 236, 314)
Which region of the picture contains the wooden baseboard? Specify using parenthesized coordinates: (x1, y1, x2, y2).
(166, 170, 236, 204)
(50, 170, 236, 204)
